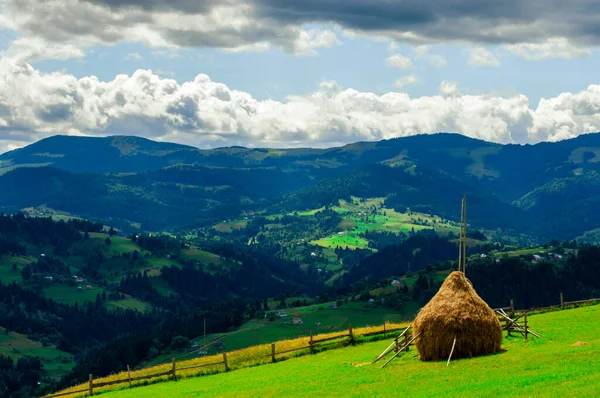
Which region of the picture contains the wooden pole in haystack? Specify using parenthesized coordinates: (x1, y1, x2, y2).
(458, 197, 463, 272)
(462, 195, 467, 276)
(457, 195, 467, 274)
(446, 334, 457, 366)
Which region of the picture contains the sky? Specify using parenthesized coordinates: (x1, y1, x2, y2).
(0, 0, 600, 152)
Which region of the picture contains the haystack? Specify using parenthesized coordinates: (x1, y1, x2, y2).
(413, 271, 502, 361)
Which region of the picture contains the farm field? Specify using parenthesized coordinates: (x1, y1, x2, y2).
(99, 304, 600, 397)
(310, 198, 460, 251)
(105, 297, 153, 312)
(0, 327, 75, 379)
(42, 283, 99, 305)
(199, 302, 415, 352)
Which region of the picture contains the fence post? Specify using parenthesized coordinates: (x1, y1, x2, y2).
(404, 330, 410, 352)
(309, 330, 314, 354)
(506, 318, 512, 337)
(349, 323, 354, 344)
(172, 357, 176, 380)
(560, 292, 564, 309)
(394, 335, 399, 353)
(88, 374, 93, 395)
(524, 313, 528, 341)
(510, 299, 515, 313)
(271, 343, 276, 363)
(223, 353, 229, 371)
(127, 365, 132, 387)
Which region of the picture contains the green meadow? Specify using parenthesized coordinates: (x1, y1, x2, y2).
(0, 328, 75, 379)
(198, 301, 415, 352)
(101, 304, 600, 397)
(311, 198, 459, 251)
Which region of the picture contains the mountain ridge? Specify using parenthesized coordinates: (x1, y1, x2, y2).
(2, 132, 600, 240)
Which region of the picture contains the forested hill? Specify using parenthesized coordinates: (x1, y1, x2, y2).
(3, 132, 600, 240)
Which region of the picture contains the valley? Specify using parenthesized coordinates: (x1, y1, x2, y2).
(1, 134, 600, 397)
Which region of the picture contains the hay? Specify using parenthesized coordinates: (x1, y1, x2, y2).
(413, 271, 502, 361)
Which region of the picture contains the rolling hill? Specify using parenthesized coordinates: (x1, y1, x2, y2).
(3, 133, 600, 240)
(51, 304, 600, 398)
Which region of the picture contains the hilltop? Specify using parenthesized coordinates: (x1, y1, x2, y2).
(3, 133, 600, 240)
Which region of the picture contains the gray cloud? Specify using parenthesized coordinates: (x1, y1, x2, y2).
(2, 0, 597, 63)
(251, 0, 600, 45)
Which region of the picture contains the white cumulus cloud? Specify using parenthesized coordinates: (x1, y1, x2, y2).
(386, 54, 413, 70)
(1, 57, 600, 152)
(468, 47, 500, 67)
(394, 75, 418, 88)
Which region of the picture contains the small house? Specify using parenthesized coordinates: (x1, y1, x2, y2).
(310, 252, 317, 257)
(292, 317, 303, 325)
(391, 279, 401, 287)
(85, 285, 93, 290)
(368, 298, 375, 305)
(480, 254, 487, 258)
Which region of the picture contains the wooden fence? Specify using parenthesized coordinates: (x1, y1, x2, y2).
(42, 323, 402, 397)
(493, 293, 600, 314)
(44, 294, 600, 397)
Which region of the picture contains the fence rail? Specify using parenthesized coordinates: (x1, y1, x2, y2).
(44, 294, 600, 398)
(42, 322, 399, 398)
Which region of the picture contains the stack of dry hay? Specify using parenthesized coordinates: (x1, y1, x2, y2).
(413, 271, 502, 361)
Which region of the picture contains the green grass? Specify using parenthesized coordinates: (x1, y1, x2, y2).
(309, 199, 459, 252)
(181, 248, 225, 266)
(494, 247, 545, 258)
(102, 305, 600, 397)
(213, 220, 249, 233)
(0, 255, 35, 284)
(313, 234, 371, 250)
(200, 302, 415, 352)
(149, 277, 177, 296)
(42, 283, 100, 305)
(106, 298, 152, 312)
(0, 327, 75, 379)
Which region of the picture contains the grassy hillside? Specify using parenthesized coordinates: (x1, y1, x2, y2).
(51, 304, 600, 397)
(0, 328, 75, 379)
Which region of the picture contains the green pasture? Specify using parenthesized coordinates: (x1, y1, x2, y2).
(105, 305, 600, 397)
(42, 283, 99, 305)
(213, 220, 249, 233)
(106, 297, 152, 312)
(197, 302, 414, 352)
(312, 234, 371, 250)
(0, 328, 75, 379)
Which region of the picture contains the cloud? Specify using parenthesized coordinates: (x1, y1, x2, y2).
(386, 54, 412, 70)
(1, 0, 599, 62)
(251, 0, 600, 49)
(394, 75, 418, 88)
(0, 0, 342, 59)
(414, 46, 447, 68)
(154, 69, 174, 76)
(505, 37, 591, 60)
(467, 47, 500, 67)
(125, 52, 143, 61)
(1, 37, 85, 62)
(1, 57, 600, 153)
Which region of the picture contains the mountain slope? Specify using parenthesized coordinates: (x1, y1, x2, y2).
(3, 132, 600, 240)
